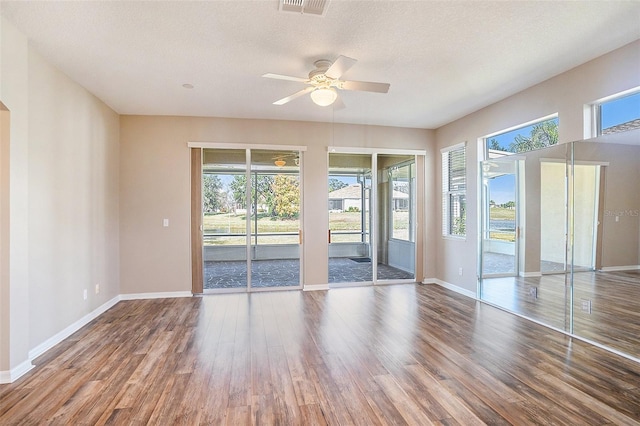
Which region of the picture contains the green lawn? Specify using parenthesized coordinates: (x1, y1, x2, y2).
(203, 211, 409, 245)
(489, 207, 516, 220)
(204, 212, 299, 234)
(489, 207, 516, 242)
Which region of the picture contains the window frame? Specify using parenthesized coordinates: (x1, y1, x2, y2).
(482, 114, 558, 160)
(593, 88, 640, 137)
(441, 142, 467, 239)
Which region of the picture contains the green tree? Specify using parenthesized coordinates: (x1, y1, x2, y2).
(273, 175, 299, 218)
(509, 120, 558, 153)
(229, 175, 247, 209)
(489, 138, 507, 151)
(254, 175, 275, 215)
(202, 174, 223, 213)
(230, 174, 275, 213)
(328, 178, 348, 193)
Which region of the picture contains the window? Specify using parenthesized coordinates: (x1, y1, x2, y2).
(596, 90, 640, 136)
(442, 144, 466, 237)
(485, 116, 558, 159)
(390, 161, 415, 241)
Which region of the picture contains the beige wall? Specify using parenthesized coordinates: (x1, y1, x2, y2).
(574, 142, 640, 268)
(435, 40, 640, 293)
(119, 116, 434, 293)
(0, 17, 119, 374)
(27, 48, 120, 348)
(1, 16, 31, 374)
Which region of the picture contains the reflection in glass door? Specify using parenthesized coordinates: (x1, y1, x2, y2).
(202, 148, 302, 292)
(570, 164, 600, 272)
(480, 153, 569, 331)
(540, 161, 568, 274)
(481, 158, 518, 277)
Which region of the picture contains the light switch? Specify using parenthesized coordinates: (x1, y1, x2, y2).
(163, 218, 169, 227)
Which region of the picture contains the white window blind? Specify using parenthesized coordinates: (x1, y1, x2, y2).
(442, 144, 466, 237)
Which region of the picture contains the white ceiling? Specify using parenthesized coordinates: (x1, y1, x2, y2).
(2, 1, 639, 129)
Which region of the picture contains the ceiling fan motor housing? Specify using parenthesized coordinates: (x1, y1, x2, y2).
(309, 60, 334, 87)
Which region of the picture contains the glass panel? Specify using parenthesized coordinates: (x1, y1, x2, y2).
(249, 149, 301, 288)
(571, 141, 640, 359)
(480, 143, 570, 332)
(481, 158, 517, 277)
(202, 148, 248, 290)
(481, 137, 640, 361)
(486, 117, 559, 156)
(390, 163, 411, 241)
(377, 155, 415, 281)
(328, 153, 373, 283)
(570, 164, 598, 271)
(540, 161, 567, 274)
(599, 91, 640, 135)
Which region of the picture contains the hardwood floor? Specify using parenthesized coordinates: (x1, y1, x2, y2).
(481, 270, 640, 358)
(1, 284, 640, 425)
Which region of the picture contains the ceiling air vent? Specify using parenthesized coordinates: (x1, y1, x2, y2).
(279, 0, 331, 17)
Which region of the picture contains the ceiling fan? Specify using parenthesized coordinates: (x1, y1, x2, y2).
(263, 55, 390, 107)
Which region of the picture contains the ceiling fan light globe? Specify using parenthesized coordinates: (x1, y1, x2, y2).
(310, 87, 337, 106)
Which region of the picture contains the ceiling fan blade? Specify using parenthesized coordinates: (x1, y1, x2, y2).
(273, 87, 315, 105)
(325, 55, 357, 79)
(341, 80, 390, 93)
(263, 73, 309, 83)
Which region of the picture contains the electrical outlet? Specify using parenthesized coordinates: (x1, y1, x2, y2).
(163, 218, 169, 227)
(95, 283, 100, 294)
(581, 299, 592, 314)
(528, 286, 538, 299)
(83, 289, 88, 300)
(458, 267, 463, 276)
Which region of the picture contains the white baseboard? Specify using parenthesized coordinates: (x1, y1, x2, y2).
(28, 295, 121, 361)
(422, 278, 477, 299)
(120, 291, 192, 300)
(0, 359, 35, 384)
(519, 271, 542, 277)
(303, 284, 329, 292)
(600, 265, 640, 272)
(4, 291, 195, 384)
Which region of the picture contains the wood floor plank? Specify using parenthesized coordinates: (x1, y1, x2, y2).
(1, 284, 639, 425)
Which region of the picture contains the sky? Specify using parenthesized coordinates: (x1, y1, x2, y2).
(601, 91, 640, 129)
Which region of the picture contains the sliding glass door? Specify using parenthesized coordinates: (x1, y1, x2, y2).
(328, 151, 420, 286)
(202, 149, 248, 290)
(202, 148, 302, 292)
(250, 150, 301, 288)
(328, 153, 373, 283)
(377, 155, 416, 282)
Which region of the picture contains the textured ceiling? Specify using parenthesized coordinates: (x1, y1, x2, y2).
(1, 1, 639, 129)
